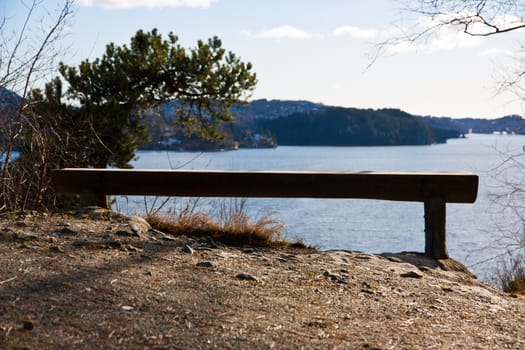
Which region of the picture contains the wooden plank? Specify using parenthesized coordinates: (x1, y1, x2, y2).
(52, 169, 478, 204)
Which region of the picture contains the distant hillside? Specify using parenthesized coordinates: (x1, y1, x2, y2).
(417, 115, 525, 135)
(3, 90, 522, 150)
(0, 87, 21, 114)
(258, 107, 459, 146)
(144, 99, 327, 150)
(0, 87, 22, 144)
(232, 99, 326, 121)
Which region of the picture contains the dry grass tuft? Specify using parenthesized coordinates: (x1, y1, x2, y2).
(145, 199, 308, 248)
(493, 252, 525, 294)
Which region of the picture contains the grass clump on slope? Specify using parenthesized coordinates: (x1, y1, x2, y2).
(146, 199, 309, 249)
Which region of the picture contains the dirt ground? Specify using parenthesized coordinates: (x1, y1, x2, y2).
(0, 210, 524, 349)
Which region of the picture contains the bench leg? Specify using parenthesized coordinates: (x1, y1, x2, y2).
(424, 197, 449, 259)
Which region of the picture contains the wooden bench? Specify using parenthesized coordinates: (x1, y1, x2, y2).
(51, 168, 478, 259)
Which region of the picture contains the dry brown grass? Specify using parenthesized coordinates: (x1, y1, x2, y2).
(145, 199, 307, 248)
(493, 252, 525, 294)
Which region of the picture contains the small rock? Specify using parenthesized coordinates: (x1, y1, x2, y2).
(216, 251, 238, 259)
(431, 304, 448, 312)
(196, 236, 221, 249)
(108, 240, 122, 249)
(15, 233, 38, 242)
(55, 227, 77, 236)
(278, 253, 297, 261)
(182, 245, 194, 254)
(323, 270, 347, 284)
(360, 281, 381, 295)
(22, 319, 34, 331)
(77, 206, 112, 220)
(121, 306, 133, 311)
(127, 216, 152, 235)
(144, 271, 153, 276)
(196, 261, 214, 268)
(440, 284, 453, 292)
(236, 273, 259, 282)
(160, 233, 177, 241)
(72, 239, 90, 247)
(360, 288, 375, 295)
(400, 271, 424, 279)
(385, 256, 403, 263)
(125, 244, 139, 252)
(116, 229, 140, 237)
(48, 246, 64, 254)
(354, 254, 373, 260)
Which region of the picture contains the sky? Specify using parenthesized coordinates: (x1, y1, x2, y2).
(3, 0, 525, 119)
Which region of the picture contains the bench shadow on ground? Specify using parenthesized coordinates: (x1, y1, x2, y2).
(0, 232, 223, 303)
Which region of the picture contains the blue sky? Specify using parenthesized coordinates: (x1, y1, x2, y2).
(4, 0, 525, 118)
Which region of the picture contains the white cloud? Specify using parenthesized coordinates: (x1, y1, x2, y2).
(333, 25, 378, 39)
(77, 0, 216, 9)
(478, 48, 514, 57)
(384, 31, 482, 55)
(255, 25, 321, 40)
(478, 14, 525, 34)
(416, 12, 484, 50)
(429, 27, 483, 51)
(414, 11, 525, 40)
(382, 12, 488, 55)
(240, 29, 251, 37)
(384, 41, 418, 55)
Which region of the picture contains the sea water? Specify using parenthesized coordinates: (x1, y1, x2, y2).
(124, 134, 525, 280)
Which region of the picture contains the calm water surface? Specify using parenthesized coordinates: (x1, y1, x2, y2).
(127, 134, 525, 280)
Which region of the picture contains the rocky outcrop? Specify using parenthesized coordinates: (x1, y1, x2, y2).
(0, 211, 523, 349)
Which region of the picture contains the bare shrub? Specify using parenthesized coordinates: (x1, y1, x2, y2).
(492, 250, 525, 293)
(0, 1, 75, 212)
(479, 145, 525, 290)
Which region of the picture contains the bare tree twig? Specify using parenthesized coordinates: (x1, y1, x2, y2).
(0, 276, 17, 285)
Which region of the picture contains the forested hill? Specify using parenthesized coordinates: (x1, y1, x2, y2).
(417, 115, 525, 135)
(258, 107, 459, 146)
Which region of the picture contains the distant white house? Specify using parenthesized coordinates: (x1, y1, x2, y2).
(159, 136, 182, 146)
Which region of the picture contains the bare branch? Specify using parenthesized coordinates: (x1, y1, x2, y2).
(0, 0, 75, 211)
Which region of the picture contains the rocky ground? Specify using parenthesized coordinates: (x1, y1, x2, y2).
(0, 209, 524, 349)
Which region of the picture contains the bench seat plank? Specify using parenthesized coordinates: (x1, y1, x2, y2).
(52, 169, 478, 203)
